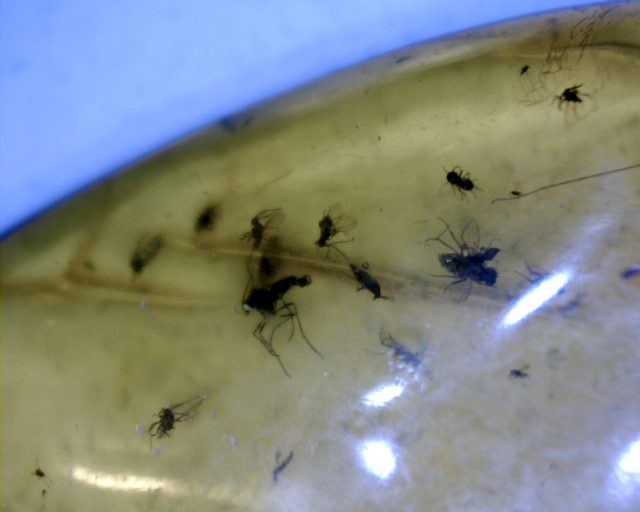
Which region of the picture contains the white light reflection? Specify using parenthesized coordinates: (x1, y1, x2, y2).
(610, 437, 640, 501)
(501, 271, 571, 327)
(72, 465, 254, 506)
(361, 382, 406, 407)
(72, 465, 183, 495)
(358, 439, 397, 479)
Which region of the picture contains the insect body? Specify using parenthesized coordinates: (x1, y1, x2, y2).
(444, 166, 477, 200)
(380, 333, 423, 368)
(130, 235, 164, 275)
(241, 209, 283, 249)
(148, 395, 204, 438)
(315, 204, 356, 258)
(194, 205, 218, 232)
(519, 64, 530, 76)
(621, 265, 640, 280)
(243, 274, 321, 377)
(350, 263, 390, 300)
(555, 84, 589, 110)
(424, 219, 500, 301)
(509, 365, 530, 379)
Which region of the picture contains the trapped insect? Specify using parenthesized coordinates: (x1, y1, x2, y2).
(423, 218, 500, 301)
(380, 332, 423, 368)
(444, 166, 478, 200)
(194, 204, 218, 232)
(240, 209, 284, 249)
(148, 395, 204, 438)
(243, 274, 322, 377)
(130, 235, 164, 275)
(509, 364, 530, 379)
(350, 262, 391, 300)
(555, 84, 588, 109)
(519, 64, 530, 76)
(315, 203, 356, 258)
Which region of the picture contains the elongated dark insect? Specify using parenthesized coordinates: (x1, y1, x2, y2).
(520, 64, 530, 76)
(350, 263, 390, 300)
(621, 265, 640, 280)
(380, 332, 423, 368)
(491, 163, 640, 204)
(424, 218, 499, 301)
(241, 209, 283, 249)
(273, 450, 294, 483)
(130, 235, 164, 275)
(315, 204, 356, 258)
(243, 274, 321, 377)
(509, 365, 530, 379)
(148, 395, 204, 438)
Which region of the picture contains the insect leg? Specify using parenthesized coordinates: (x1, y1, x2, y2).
(280, 302, 323, 358)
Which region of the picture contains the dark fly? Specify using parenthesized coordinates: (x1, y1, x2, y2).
(243, 274, 322, 377)
(444, 166, 478, 200)
(380, 332, 423, 368)
(424, 218, 499, 301)
(130, 235, 164, 275)
(509, 365, 530, 379)
(556, 84, 588, 109)
(520, 64, 530, 76)
(241, 209, 283, 249)
(350, 262, 390, 300)
(33, 466, 53, 487)
(315, 204, 356, 259)
(148, 395, 204, 438)
(194, 204, 218, 232)
(273, 450, 294, 483)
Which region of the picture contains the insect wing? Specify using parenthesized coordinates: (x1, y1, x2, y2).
(445, 279, 472, 303)
(459, 219, 480, 253)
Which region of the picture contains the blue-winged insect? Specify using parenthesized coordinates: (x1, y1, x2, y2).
(424, 218, 500, 301)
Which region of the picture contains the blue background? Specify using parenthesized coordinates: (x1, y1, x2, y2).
(0, 1, 595, 236)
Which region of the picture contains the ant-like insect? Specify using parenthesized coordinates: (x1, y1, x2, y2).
(130, 235, 164, 275)
(444, 166, 478, 200)
(509, 364, 530, 379)
(243, 274, 322, 377)
(315, 204, 356, 259)
(424, 218, 500, 301)
(350, 262, 391, 300)
(148, 395, 204, 438)
(241, 209, 283, 249)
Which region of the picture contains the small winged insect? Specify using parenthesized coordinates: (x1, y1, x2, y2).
(555, 84, 588, 109)
(130, 235, 164, 275)
(148, 395, 204, 438)
(509, 364, 530, 379)
(424, 218, 500, 301)
(315, 203, 357, 259)
(241, 209, 284, 250)
(350, 262, 390, 300)
(243, 274, 322, 377)
(380, 332, 423, 369)
(519, 64, 530, 76)
(444, 166, 478, 200)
